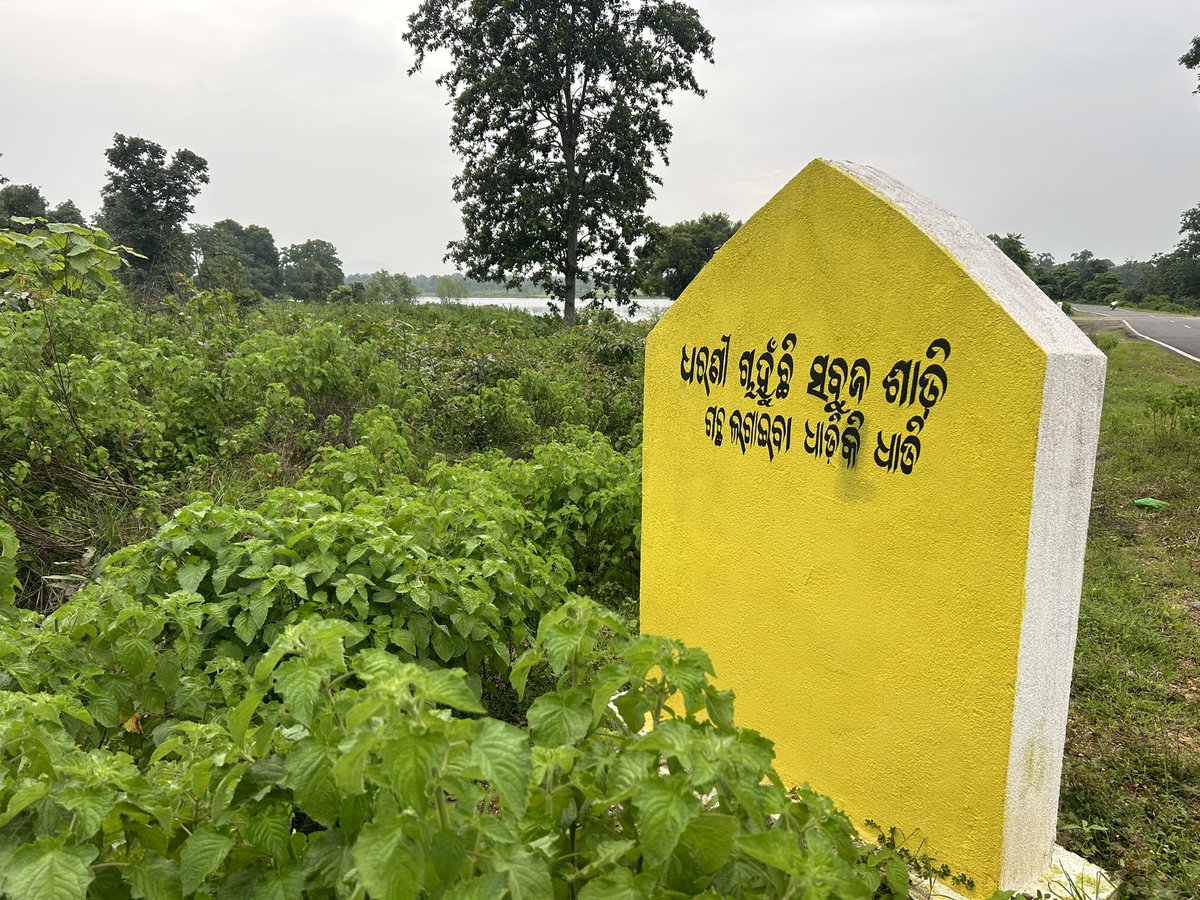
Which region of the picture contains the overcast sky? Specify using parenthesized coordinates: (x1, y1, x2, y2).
(3, 0, 1198, 274)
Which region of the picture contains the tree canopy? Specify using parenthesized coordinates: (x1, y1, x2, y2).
(281, 239, 344, 302)
(988, 232, 1033, 274)
(1182, 35, 1200, 93)
(436, 274, 469, 301)
(404, 0, 714, 325)
(192, 219, 282, 303)
(0, 185, 87, 231)
(639, 212, 740, 300)
(96, 134, 209, 292)
(0, 184, 48, 229)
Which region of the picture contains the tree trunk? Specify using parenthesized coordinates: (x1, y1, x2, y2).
(564, 226, 578, 326)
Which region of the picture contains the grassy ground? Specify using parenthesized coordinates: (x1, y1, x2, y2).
(1058, 321, 1200, 897)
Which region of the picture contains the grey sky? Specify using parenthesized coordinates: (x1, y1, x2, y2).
(3, 0, 1198, 274)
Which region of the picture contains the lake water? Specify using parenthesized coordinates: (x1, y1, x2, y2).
(415, 296, 673, 321)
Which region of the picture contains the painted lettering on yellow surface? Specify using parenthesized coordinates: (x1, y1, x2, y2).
(682, 334, 952, 473)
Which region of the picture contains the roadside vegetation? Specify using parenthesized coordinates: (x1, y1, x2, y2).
(0, 224, 948, 899)
(1062, 321, 1200, 896)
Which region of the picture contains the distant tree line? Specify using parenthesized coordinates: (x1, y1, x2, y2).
(988, 210, 1200, 312)
(3, 20, 1197, 314)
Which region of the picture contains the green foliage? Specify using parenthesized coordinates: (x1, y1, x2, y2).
(1181, 35, 1200, 93)
(0, 223, 979, 897)
(192, 219, 282, 303)
(0, 486, 909, 898)
(350, 270, 419, 304)
(639, 212, 741, 300)
(404, 0, 715, 324)
(987, 232, 1032, 275)
(95, 134, 209, 293)
(0, 219, 133, 296)
(281, 239, 344, 302)
(0, 185, 48, 231)
(436, 274, 468, 301)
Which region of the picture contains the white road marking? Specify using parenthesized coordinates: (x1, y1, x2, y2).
(1121, 319, 1200, 364)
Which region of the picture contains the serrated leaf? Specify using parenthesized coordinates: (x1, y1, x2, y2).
(466, 718, 531, 818)
(274, 658, 324, 725)
(248, 865, 307, 900)
(285, 739, 341, 826)
(703, 687, 736, 732)
(176, 559, 209, 595)
(508, 649, 537, 700)
(247, 804, 292, 860)
(353, 817, 424, 900)
(526, 689, 591, 747)
(391, 627, 416, 657)
(116, 634, 155, 678)
(180, 826, 234, 895)
(577, 867, 646, 900)
(128, 854, 181, 900)
(5, 838, 97, 900)
(0, 781, 49, 827)
(680, 814, 738, 874)
(229, 686, 268, 747)
(735, 830, 804, 875)
(632, 776, 699, 868)
(423, 668, 484, 713)
(442, 873, 509, 900)
(430, 627, 455, 662)
(491, 845, 552, 900)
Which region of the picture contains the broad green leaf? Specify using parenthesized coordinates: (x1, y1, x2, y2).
(353, 817, 424, 900)
(127, 854, 181, 900)
(465, 718, 531, 817)
(274, 658, 324, 725)
(423, 667, 485, 713)
(176, 559, 209, 594)
(508, 649, 537, 699)
(680, 814, 738, 874)
(180, 826, 234, 895)
(247, 804, 293, 860)
(577, 867, 646, 900)
(703, 686, 736, 733)
(430, 627, 456, 662)
(632, 776, 700, 868)
(735, 830, 805, 876)
(387, 731, 440, 810)
(491, 845, 552, 900)
(526, 689, 591, 747)
(248, 865, 307, 900)
(116, 633, 156, 678)
(229, 686, 268, 747)
(429, 829, 466, 886)
(0, 781, 49, 827)
(442, 873, 508, 899)
(285, 739, 341, 826)
(5, 838, 97, 900)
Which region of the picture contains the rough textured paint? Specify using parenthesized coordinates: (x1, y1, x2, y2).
(640, 159, 1105, 895)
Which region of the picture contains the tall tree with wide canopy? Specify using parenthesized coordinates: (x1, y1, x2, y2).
(404, 0, 714, 325)
(96, 134, 209, 293)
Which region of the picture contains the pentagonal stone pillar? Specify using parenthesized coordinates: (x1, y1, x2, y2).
(640, 159, 1106, 895)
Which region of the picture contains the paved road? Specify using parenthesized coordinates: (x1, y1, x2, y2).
(1075, 303, 1200, 363)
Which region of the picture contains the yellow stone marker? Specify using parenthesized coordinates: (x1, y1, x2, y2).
(640, 160, 1107, 895)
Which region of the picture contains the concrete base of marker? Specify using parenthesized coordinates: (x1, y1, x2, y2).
(909, 845, 1116, 899)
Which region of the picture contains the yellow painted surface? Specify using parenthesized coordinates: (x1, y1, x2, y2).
(640, 160, 1047, 895)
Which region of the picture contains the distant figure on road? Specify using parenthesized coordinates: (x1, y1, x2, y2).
(1109, 298, 1119, 311)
